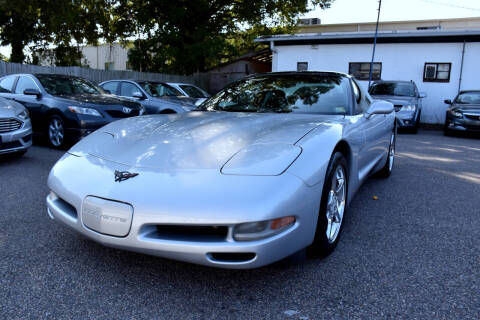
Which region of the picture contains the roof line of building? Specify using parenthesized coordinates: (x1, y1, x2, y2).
(255, 29, 480, 44)
(299, 16, 480, 27)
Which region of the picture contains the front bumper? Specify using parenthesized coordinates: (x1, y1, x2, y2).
(0, 119, 33, 154)
(446, 114, 480, 132)
(395, 111, 418, 128)
(46, 153, 322, 269)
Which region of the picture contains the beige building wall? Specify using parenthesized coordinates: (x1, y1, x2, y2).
(298, 17, 480, 33)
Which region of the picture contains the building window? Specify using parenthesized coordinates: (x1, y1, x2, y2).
(297, 62, 308, 72)
(104, 62, 114, 70)
(349, 62, 382, 81)
(423, 63, 451, 82)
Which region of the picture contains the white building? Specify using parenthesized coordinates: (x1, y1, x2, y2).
(256, 27, 480, 124)
(81, 44, 130, 71)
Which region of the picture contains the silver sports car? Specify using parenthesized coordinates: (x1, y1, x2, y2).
(47, 72, 395, 269)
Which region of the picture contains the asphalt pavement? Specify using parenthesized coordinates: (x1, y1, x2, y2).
(1, 130, 479, 319)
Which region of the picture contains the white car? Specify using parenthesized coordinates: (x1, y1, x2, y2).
(167, 82, 210, 106)
(0, 96, 32, 156)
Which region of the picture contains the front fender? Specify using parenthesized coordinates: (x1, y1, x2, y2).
(287, 123, 344, 187)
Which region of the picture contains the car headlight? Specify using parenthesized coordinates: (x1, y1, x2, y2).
(449, 110, 463, 118)
(400, 105, 416, 112)
(17, 110, 29, 120)
(221, 143, 302, 176)
(68, 106, 102, 117)
(233, 216, 296, 241)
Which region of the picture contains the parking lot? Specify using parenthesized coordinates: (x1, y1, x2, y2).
(1, 130, 479, 319)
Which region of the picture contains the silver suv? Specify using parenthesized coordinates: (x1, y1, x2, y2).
(369, 80, 426, 133)
(0, 96, 32, 156)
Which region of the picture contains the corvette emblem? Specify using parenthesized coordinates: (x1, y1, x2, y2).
(122, 107, 132, 114)
(114, 170, 139, 182)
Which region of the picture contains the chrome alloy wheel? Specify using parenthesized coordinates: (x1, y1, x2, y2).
(325, 165, 346, 243)
(49, 118, 64, 147)
(388, 132, 395, 172)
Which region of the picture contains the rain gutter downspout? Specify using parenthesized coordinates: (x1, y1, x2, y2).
(458, 41, 466, 92)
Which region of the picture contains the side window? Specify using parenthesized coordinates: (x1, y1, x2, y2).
(120, 82, 141, 97)
(102, 82, 118, 94)
(15, 76, 38, 94)
(0, 76, 16, 92)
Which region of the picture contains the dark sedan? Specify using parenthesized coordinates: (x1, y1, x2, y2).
(444, 90, 480, 135)
(369, 80, 426, 133)
(0, 74, 144, 148)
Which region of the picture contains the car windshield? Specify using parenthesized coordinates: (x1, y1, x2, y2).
(139, 82, 181, 97)
(369, 82, 416, 97)
(180, 85, 209, 98)
(200, 75, 350, 114)
(36, 75, 103, 95)
(455, 92, 480, 104)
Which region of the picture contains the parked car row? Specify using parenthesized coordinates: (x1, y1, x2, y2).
(0, 73, 209, 151)
(368, 80, 480, 135)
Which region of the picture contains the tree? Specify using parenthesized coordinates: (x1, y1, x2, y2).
(0, 0, 113, 63)
(119, 0, 333, 74)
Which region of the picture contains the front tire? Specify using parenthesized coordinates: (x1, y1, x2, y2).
(47, 115, 66, 148)
(308, 152, 348, 257)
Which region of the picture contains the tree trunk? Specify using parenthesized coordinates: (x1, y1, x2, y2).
(10, 40, 25, 63)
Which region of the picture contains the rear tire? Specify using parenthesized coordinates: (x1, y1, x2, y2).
(307, 152, 348, 257)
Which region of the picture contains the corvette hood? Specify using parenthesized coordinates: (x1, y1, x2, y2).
(70, 112, 338, 170)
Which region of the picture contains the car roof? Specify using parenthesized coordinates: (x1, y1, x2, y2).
(101, 79, 168, 85)
(372, 80, 415, 84)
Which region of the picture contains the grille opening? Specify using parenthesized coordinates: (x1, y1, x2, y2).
(0, 140, 22, 150)
(0, 118, 22, 133)
(107, 109, 140, 118)
(208, 252, 256, 263)
(143, 225, 229, 242)
(54, 197, 78, 219)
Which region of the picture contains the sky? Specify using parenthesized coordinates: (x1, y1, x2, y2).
(1, 0, 480, 59)
(305, 0, 480, 23)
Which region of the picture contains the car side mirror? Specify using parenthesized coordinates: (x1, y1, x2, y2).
(419, 92, 427, 98)
(365, 101, 394, 119)
(103, 89, 111, 94)
(24, 88, 42, 98)
(132, 92, 145, 100)
(444, 99, 452, 105)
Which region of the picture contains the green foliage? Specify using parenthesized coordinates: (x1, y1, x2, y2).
(0, 0, 113, 63)
(0, 0, 333, 71)
(121, 0, 333, 74)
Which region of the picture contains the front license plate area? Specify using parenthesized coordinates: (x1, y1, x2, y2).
(82, 196, 133, 237)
